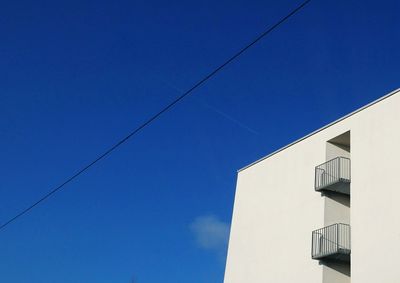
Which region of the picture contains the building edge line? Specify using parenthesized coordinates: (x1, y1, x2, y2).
(238, 87, 400, 172)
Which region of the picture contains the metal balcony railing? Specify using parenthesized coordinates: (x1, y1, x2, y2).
(315, 157, 351, 195)
(311, 223, 351, 262)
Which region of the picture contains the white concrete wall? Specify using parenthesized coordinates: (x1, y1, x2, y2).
(224, 140, 326, 283)
(351, 92, 400, 283)
(224, 89, 400, 283)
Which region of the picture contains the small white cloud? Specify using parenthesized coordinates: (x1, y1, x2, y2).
(190, 215, 230, 255)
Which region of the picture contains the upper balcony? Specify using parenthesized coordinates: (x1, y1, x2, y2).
(314, 157, 350, 195)
(311, 223, 351, 262)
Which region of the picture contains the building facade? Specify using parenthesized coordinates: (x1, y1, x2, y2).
(224, 89, 400, 283)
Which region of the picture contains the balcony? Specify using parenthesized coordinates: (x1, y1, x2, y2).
(315, 157, 350, 195)
(311, 223, 351, 262)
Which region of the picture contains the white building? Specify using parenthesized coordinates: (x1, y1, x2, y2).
(224, 88, 400, 283)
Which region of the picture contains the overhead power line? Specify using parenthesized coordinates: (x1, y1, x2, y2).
(0, 0, 312, 232)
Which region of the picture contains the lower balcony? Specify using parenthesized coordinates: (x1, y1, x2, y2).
(311, 223, 351, 262)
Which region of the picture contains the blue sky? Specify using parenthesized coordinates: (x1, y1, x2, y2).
(0, 0, 399, 282)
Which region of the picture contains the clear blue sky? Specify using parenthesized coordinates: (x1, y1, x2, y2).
(0, 0, 399, 282)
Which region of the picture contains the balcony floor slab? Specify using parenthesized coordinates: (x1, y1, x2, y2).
(315, 179, 350, 195)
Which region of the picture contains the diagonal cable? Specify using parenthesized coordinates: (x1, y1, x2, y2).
(0, 0, 312, 231)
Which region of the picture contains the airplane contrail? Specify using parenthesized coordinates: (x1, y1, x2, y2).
(159, 79, 259, 136)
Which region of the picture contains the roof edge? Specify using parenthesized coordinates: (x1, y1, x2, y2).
(238, 87, 400, 172)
